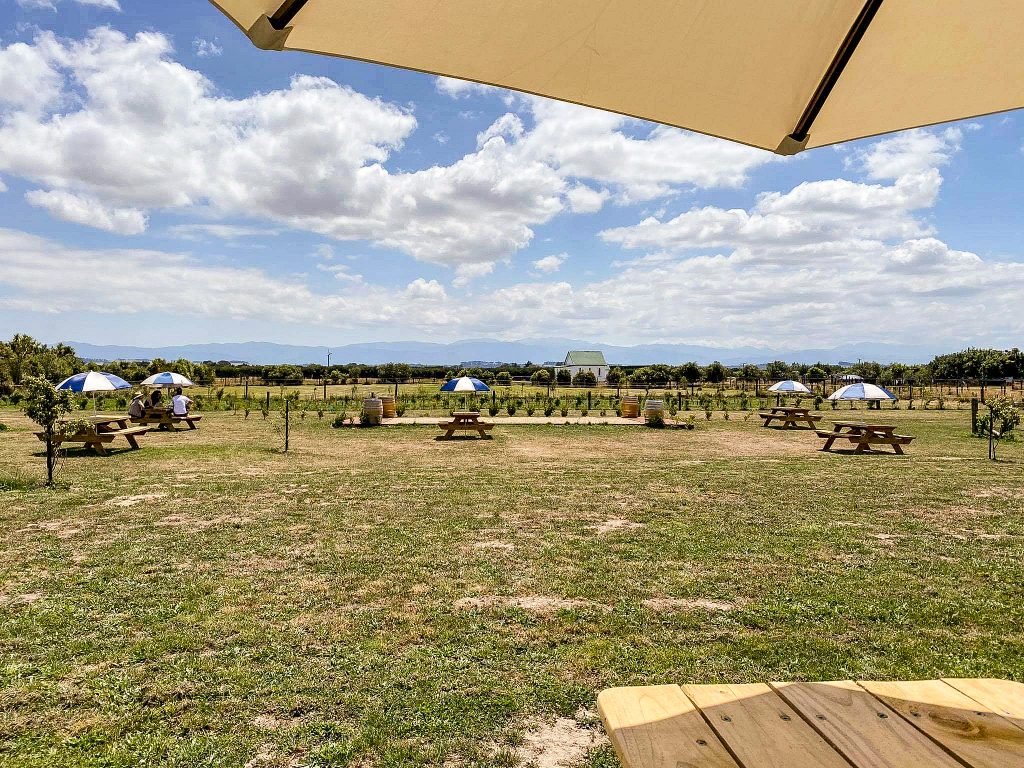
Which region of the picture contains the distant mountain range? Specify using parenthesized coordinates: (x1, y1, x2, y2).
(68, 338, 939, 367)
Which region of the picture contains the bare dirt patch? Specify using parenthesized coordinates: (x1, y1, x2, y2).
(593, 518, 643, 535)
(454, 595, 607, 615)
(253, 713, 302, 731)
(16, 519, 86, 538)
(643, 597, 742, 612)
(155, 514, 250, 530)
(515, 712, 607, 768)
(109, 492, 167, 508)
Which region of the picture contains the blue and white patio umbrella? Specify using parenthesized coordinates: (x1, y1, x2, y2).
(56, 371, 132, 414)
(439, 376, 490, 393)
(828, 383, 897, 401)
(140, 371, 195, 388)
(767, 379, 811, 394)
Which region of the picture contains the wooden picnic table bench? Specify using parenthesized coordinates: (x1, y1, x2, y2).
(437, 411, 494, 439)
(36, 415, 149, 455)
(131, 407, 203, 430)
(599, 678, 1024, 768)
(817, 421, 915, 454)
(759, 405, 822, 430)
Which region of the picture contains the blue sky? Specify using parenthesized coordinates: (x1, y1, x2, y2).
(0, 0, 1022, 351)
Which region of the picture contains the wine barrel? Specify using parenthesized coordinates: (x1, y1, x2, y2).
(361, 397, 383, 425)
(380, 395, 397, 418)
(621, 395, 640, 418)
(643, 399, 665, 422)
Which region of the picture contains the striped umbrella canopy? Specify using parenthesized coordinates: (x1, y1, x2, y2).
(828, 383, 897, 401)
(141, 371, 195, 387)
(439, 376, 490, 393)
(210, 1, 1024, 155)
(56, 371, 131, 393)
(768, 380, 812, 394)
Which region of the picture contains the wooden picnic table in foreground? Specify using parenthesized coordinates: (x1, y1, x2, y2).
(759, 405, 822, 430)
(437, 411, 494, 439)
(817, 421, 915, 454)
(599, 678, 1024, 768)
(131, 407, 203, 430)
(36, 414, 149, 455)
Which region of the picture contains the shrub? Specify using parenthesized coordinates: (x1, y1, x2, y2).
(0, 421, 7, 431)
(525, 405, 535, 416)
(506, 404, 516, 416)
(317, 408, 325, 420)
(396, 404, 406, 416)
(332, 412, 346, 428)
(573, 370, 597, 387)
(488, 405, 499, 416)
(978, 397, 1020, 438)
(580, 408, 588, 417)
(646, 412, 665, 428)
(560, 406, 569, 417)
(544, 405, 554, 417)
(704, 407, 712, 420)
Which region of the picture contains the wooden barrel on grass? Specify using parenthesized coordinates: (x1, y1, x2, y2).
(380, 395, 397, 418)
(621, 395, 640, 418)
(362, 398, 383, 425)
(643, 399, 665, 423)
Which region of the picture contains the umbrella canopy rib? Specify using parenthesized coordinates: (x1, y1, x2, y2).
(782, 0, 884, 154)
(269, 0, 307, 30)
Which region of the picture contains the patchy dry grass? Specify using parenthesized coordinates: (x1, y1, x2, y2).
(0, 408, 1022, 767)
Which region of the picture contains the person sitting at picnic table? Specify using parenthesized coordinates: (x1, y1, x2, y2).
(148, 390, 164, 409)
(171, 387, 193, 416)
(128, 392, 146, 419)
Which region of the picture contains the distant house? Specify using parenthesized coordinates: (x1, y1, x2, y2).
(554, 350, 609, 383)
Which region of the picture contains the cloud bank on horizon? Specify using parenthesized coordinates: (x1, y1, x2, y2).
(0, 9, 1021, 351)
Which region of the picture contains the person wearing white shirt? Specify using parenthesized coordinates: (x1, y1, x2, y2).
(171, 387, 193, 416)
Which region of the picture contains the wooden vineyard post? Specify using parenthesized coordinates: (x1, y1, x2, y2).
(284, 398, 289, 452)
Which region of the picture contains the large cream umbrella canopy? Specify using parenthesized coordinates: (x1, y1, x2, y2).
(210, 0, 1024, 155)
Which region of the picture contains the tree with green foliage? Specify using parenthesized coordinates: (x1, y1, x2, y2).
(763, 360, 791, 381)
(530, 369, 551, 386)
(703, 361, 728, 384)
(555, 368, 571, 384)
(379, 362, 413, 383)
(573, 370, 597, 387)
(738, 363, 761, 382)
(678, 362, 702, 384)
(22, 375, 74, 485)
(495, 371, 512, 386)
(606, 367, 624, 386)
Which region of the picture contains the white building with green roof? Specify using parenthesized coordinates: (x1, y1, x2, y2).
(554, 350, 609, 383)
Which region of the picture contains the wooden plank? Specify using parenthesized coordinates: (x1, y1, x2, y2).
(772, 680, 962, 768)
(598, 685, 739, 768)
(943, 679, 1024, 731)
(860, 679, 1024, 768)
(683, 683, 850, 768)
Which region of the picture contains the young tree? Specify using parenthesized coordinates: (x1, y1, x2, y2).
(606, 367, 624, 386)
(495, 371, 512, 385)
(555, 368, 571, 385)
(22, 375, 74, 485)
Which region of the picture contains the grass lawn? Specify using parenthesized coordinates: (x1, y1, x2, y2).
(1, 409, 1022, 767)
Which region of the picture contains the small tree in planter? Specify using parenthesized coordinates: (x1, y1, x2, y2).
(22, 375, 74, 486)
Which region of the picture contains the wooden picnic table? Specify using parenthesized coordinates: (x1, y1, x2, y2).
(817, 421, 914, 454)
(437, 411, 494, 439)
(759, 405, 822, 430)
(131, 407, 203, 430)
(599, 678, 1024, 768)
(36, 414, 149, 455)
